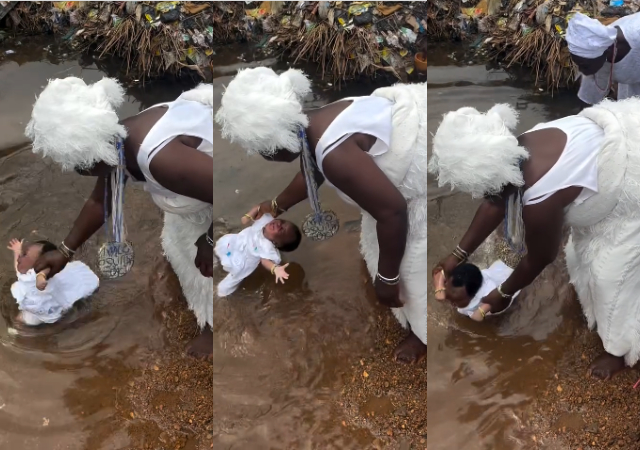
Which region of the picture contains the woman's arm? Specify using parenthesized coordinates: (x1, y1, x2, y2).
(62, 176, 111, 251)
(34, 176, 111, 279)
(254, 164, 326, 219)
(273, 172, 310, 213)
(148, 141, 213, 204)
(500, 201, 564, 295)
(458, 195, 506, 254)
(322, 141, 407, 281)
(434, 195, 506, 277)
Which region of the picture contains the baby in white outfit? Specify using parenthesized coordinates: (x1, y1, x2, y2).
(7, 238, 99, 326)
(214, 207, 302, 297)
(434, 260, 520, 321)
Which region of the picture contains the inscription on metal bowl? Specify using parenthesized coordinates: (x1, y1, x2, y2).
(97, 241, 134, 279)
(302, 210, 339, 241)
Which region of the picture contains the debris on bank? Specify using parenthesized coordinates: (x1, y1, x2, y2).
(0, 2, 427, 84)
(429, 0, 640, 90)
(1, 1, 229, 80)
(249, 1, 427, 83)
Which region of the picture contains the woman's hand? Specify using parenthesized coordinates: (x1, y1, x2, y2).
(433, 253, 460, 278)
(374, 279, 403, 308)
(274, 263, 290, 284)
(194, 234, 214, 278)
(248, 200, 277, 220)
(480, 289, 511, 315)
(33, 250, 69, 280)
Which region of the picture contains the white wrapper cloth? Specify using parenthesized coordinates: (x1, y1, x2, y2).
(11, 261, 99, 325)
(214, 214, 281, 297)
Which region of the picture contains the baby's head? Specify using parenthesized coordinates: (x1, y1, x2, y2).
(263, 219, 302, 252)
(17, 240, 57, 274)
(445, 263, 483, 308)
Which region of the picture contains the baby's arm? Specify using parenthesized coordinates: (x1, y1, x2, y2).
(433, 269, 445, 301)
(7, 239, 22, 271)
(260, 259, 290, 284)
(470, 303, 491, 322)
(36, 268, 51, 291)
(242, 205, 261, 226)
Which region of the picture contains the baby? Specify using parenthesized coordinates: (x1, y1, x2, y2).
(433, 260, 519, 321)
(214, 206, 302, 297)
(8, 238, 99, 326)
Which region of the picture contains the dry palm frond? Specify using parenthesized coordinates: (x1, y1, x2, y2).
(276, 23, 379, 86)
(97, 17, 203, 80)
(486, 27, 575, 92)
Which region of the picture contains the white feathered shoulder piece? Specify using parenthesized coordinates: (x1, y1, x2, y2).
(214, 67, 311, 156)
(25, 77, 127, 171)
(178, 83, 214, 109)
(428, 103, 529, 198)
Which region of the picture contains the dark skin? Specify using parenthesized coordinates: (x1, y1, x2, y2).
(249, 101, 422, 363)
(33, 106, 215, 358)
(434, 127, 625, 380)
(571, 26, 631, 76)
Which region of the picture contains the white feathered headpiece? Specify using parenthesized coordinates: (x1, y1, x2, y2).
(25, 76, 127, 171)
(214, 67, 312, 156)
(428, 103, 529, 198)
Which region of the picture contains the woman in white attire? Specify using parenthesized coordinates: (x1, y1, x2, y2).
(215, 67, 428, 363)
(429, 99, 640, 380)
(566, 12, 640, 104)
(25, 77, 215, 358)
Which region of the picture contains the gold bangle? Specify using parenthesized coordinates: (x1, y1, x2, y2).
(36, 272, 47, 279)
(272, 198, 286, 215)
(452, 248, 467, 262)
(479, 308, 486, 319)
(434, 288, 445, 294)
(244, 214, 254, 222)
(271, 265, 278, 275)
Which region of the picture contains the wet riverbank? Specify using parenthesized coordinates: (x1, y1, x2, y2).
(0, 36, 425, 449)
(428, 44, 640, 450)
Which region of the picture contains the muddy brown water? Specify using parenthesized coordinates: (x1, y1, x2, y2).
(0, 37, 408, 449)
(427, 45, 591, 450)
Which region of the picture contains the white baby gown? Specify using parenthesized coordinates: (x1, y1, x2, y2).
(11, 261, 99, 325)
(214, 214, 281, 297)
(456, 260, 520, 318)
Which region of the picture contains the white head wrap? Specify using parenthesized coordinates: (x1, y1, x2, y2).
(25, 77, 127, 171)
(214, 67, 312, 156)
(427, 104, 529, 198)
(566, 13, 617, 59)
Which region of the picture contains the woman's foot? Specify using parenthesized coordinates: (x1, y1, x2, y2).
(394, 332, 427, 364)
(187, 326, 213, 359)
(588, 351, 627, 380)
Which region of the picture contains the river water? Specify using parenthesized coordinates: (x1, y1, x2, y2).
(0, 37, 424, 449)
(427, 45, 588, 449)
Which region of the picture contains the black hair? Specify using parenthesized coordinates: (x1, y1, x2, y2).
(34, 240, 58, 255)
(450, 263, 483, 298)
(277, 224, 302, 253)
